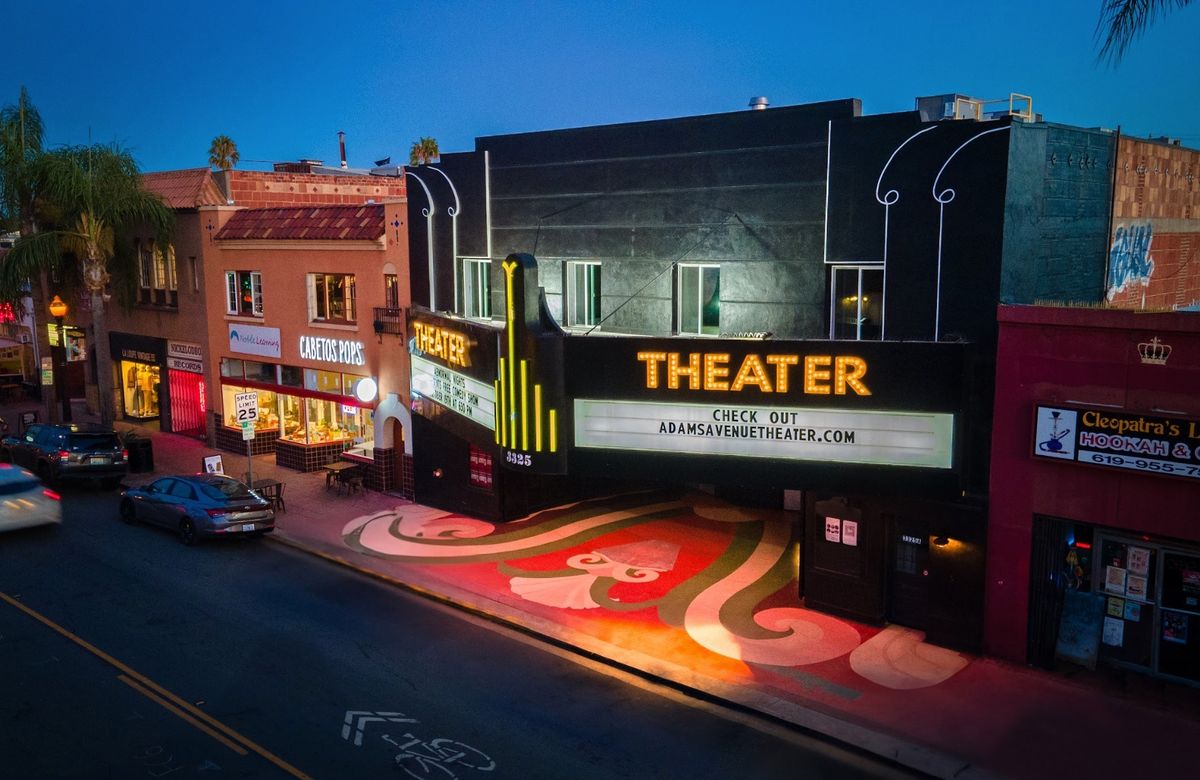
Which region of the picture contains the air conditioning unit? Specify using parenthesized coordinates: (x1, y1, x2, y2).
(17, 332, 32, 344)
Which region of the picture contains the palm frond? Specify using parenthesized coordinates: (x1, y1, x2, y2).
(0, 229, 64, 303)
(1097, 0, 1194, 62)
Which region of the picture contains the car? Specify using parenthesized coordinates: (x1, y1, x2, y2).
(0, 423, 128, 488)
(0, 463, 62, 533)
(119, 474, 275, 545)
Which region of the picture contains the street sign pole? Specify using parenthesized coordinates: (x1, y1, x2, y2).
(235, 391, 259, 486)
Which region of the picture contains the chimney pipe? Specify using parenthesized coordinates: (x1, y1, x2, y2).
(749, 96, 769, 111)
(338, 130, 347, 169)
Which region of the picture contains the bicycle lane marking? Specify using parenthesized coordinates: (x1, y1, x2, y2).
(0, 591, 311, 779)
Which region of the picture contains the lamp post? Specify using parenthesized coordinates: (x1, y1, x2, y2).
(48, 295, 71, 423)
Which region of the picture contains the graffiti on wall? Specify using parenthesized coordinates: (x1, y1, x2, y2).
(1107, 221, 1154, 300)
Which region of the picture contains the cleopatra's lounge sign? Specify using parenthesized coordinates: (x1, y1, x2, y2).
(1033, 404, 1200, 482)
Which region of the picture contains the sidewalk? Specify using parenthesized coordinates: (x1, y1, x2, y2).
(15, 400, 1200, 779)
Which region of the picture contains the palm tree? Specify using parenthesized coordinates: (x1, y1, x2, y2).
(0, 143, 173, 425)
(1098, 0, 1194, 61)
(208, 134, 239, 171)
(409, 136, 440, 166)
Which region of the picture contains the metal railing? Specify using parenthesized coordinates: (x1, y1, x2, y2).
(373, 307, 405, 336)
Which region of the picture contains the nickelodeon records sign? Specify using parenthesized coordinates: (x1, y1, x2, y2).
(1033, 405, 1200, 482)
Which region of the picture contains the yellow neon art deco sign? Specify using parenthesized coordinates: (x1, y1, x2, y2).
(494, 258, 559, 454)
(636, 352, 871, 395)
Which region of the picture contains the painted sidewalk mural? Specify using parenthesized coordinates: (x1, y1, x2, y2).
(342, 491, 966, 692)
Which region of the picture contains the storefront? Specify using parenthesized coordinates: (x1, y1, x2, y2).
(987, 306, 1200, 686)
(215, 353, 377, 472)
(411, 254, 984, 648)
(111, 332, 164, 422)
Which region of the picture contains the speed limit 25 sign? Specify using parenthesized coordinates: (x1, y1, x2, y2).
(234, 391, 259, 424)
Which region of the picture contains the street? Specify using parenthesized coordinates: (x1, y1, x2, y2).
(0, 484, 916, 779)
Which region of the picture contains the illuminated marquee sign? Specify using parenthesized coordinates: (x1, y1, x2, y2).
(1033, 405, 1200, 482)
(574, 399, 953, 469)
(636, 351, 870, 395)
(411, 354, 496, 430)
(412, 321, 472, 368)
(299, 335, 365, 366)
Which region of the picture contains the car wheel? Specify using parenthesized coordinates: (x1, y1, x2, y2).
(119, 498, 137, 525)
(178, 518, 198, 546)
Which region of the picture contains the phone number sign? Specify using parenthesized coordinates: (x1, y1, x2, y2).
(1033, 405, 1200, 482)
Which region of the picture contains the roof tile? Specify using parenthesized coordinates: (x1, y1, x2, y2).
(214, 204, 386, 241)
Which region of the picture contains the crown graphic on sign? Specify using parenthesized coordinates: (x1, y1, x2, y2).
(1138, 337, 1172, 366)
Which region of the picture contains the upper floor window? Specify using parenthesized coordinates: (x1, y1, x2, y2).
(677, 263, 720, 336)
(564, 261, 601, 328)
(225, 271, 263, 317)
(384, 273, 400, 309)
(309, 273, 356, 324)
(137, 240, 178, 307)
(829, 266, 883, 340)
(461, 258, 490, 319)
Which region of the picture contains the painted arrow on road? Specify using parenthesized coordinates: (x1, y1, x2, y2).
(342, 710, 417, 747)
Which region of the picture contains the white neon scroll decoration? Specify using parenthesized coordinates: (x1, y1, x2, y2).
(872, 126, 936, 340)
(931, 125, 1010, 340)
(425, 166, 461, 314)
(405, 170, 437, 310)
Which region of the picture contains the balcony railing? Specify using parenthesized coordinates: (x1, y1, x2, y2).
(373, 306, 406, 336)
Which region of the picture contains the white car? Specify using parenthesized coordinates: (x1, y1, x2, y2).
(0, 463, 62, 532)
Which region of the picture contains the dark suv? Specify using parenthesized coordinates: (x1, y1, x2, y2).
(0, 423, 128, 488)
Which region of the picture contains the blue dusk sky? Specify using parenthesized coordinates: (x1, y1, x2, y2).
(5, 0, 1199, 173)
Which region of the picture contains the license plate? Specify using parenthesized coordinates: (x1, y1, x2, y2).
(241, 523, 255, 532)
(90, 456, 110, 464)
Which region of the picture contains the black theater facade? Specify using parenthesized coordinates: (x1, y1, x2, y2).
(404, 95, 1118, 650)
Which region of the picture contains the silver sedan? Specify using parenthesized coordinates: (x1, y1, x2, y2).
(120, 474, 274, 546)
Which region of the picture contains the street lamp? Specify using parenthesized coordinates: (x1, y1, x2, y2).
(48, 295, 71, 423)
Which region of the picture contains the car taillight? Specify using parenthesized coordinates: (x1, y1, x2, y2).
(206, 508, 229, 517)
(58, 450, 70, 463)
(42, 489, 60, 501)
(120, 449, 128, 461)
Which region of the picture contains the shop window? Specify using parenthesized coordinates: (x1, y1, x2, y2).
(226, 271, 263, 317)
(830, 266, 883, 340)
(309, 273, 356, 324)
(220, 358, 244, 378)
(221, 386, 278, 430)
(304, 368, 343, 394)
(121, 362, 161, 419)
(136, 240, 178, 307)
(564, 261, 601, 328)
(677, 263, 719, 336)
(469, 446, 493, 490)
(384, 273, 400, 309)
(344, 374, 372, 399)
(279, 394, 303, 440)
(279, 365, 304, 388)
(243, 361, 277, 384)
(461, 258, 490, 318)
(189, 256, 199, 292)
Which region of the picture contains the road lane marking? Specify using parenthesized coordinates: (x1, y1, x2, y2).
(118, 675, 248, 756)
(0, 591, 311, 779)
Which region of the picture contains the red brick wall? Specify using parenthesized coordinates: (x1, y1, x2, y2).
(218, 170, 406, 207)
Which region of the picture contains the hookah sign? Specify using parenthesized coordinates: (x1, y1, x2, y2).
(1032, 404, 1200, 482)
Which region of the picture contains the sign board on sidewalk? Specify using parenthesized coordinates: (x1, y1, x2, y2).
(234, 392, 259, 424)
(202, 455, 224, 475)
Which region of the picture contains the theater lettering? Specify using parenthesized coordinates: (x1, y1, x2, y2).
(413, 321, 471, 368)
(637, 352, 870, 395)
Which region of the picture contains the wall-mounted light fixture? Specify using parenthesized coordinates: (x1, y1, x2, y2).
(933, 535, 950, 547)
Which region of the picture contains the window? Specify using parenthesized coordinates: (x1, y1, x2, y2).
(308, 273, 356, 323)
(469, 445, 493, 490)
(303, 368, 343, 394)
(137, 240, 178, 307)
(830, 266, 883, 340)
(225, 271, 263, 317)
(564, 261, 601, 327)
(677, 263, 720, 336)
(461, 258, 490, 318)
(384, 274, 400, 309)
(189, 256, 199, 292)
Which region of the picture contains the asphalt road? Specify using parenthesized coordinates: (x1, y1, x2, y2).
(0, 483, 919, 780)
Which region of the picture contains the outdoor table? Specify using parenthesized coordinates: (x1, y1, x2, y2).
(322, 460, 357, 490)
(250, 478, 284, 511)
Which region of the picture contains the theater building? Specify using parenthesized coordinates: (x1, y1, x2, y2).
(403, 95, 1126, 650)
(987, 305, 1200, 685)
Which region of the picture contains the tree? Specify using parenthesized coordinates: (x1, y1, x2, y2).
(0, 143, 173, 425)
(409, 136, 440, 166)
(208, 134, 239, 171)
(1098, 0, 1194, 61)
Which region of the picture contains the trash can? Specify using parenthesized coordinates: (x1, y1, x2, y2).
(126, 436, 155, 473)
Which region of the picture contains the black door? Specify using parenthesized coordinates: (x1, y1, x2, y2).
(889, 514, 930, 630)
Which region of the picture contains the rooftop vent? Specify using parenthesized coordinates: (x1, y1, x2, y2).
(748, 96, 769, 111)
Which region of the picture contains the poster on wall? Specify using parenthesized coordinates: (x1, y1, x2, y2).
(842, 519, 859, 547)
(1107, 597, 1125, 618)
(1124, 601, 1141, 622)
(1105, 565, 1128, 595)
(824, 517, 842, 543)
(1032, 404, 1200, 483)
(1102, 616, 1125, 647)
(1128, 546, 1151, 576)
(1126, 575, 1148, 601)
(1163, 612, 1189, 644)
